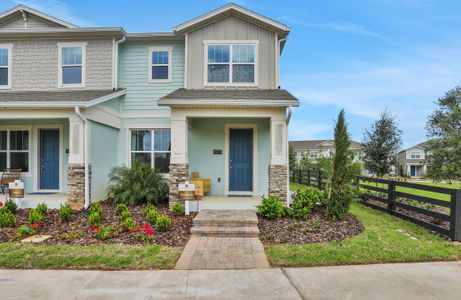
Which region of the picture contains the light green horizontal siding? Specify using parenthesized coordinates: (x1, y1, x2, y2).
(118, 42, 184, 112)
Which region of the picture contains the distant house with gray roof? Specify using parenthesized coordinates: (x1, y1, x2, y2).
(289, 140, 363, 164)
(397, 140, 432, 178)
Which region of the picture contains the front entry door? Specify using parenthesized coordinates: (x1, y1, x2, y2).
(40, 129, 59, 190)
(410, 165, 416, 177)
(229, 128, 253, 192)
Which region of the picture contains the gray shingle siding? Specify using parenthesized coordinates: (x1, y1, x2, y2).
(4, 38, 113, 91)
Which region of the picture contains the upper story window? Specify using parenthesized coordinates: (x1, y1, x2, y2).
(0, 45, 12, 89)
(149, 47, 172, 82)
(58, 42, 86, 88)
(205, 42, 257, 86)
(410, 151, 421, 159)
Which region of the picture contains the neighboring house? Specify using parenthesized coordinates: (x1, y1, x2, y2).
(397, 141, 431, 178)
(289, 140, 363, 164)
(0, 4, 298, 209)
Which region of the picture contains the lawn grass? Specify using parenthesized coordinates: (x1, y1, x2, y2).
(0, 243, 182, 270)
(266, 183, 461, 267)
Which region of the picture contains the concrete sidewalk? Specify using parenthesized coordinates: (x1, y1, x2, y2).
(1, 261, 461, 299)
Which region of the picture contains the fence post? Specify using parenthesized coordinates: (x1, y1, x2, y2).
(387, 179, 395, 214)
(307, 169, 311, 186)
(450, 190, 461, 241)
(317, 170, 322, 189)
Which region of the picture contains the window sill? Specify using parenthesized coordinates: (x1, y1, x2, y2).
(148, 79, 172, 83)
(0, 85, 12, 90)
(58, 84, 85, 89)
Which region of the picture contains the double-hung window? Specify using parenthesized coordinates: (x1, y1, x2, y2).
(206, 42, 257, 85)
(58, 43, 86, 87)
(130, 129, 171, 173)
(410, 151, 421, 159)
(0, 45, 12, 89)
(0, 129, 30, 173)
(149, 47, 172, 82)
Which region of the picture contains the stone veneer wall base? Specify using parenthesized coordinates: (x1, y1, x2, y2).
(67, 164, 91, 210)
(168, 163, 189, 209)
(268, 164, 288, 203)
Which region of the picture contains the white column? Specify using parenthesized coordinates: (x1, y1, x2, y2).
(68, 115, 84, 164)
(170, 113, 188, 164)
(270, 118, 287, 165)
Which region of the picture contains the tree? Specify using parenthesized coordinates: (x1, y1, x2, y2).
(299, 151, 313, 169)
(425, 86, 461, 183)
(289, 145, 298, 170)
(326, 110, 353, 221)
(362, 110, 402, 178)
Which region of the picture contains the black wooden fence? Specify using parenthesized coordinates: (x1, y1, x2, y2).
(290, 169, 461, 241)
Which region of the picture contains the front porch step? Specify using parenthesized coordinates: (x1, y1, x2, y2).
(191, 226, 259, 237)
(193, 209, 258, 228)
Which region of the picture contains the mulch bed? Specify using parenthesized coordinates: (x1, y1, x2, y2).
(258, 211, 365, 245)
(365, 199, 449, 230)
(0, 201, 196, 247)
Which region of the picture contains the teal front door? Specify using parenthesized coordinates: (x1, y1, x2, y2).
(40, 129, 60, 190)
(229, 128, 253, 192)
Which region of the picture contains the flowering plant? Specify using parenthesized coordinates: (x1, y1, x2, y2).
(129, 223, 155, 243)
(0, 201, 3, 207)
(31, 222, 42, 231)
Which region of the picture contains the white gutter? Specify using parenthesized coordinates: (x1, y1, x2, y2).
(286, 106, 292, 206)
(113, 36, 126, 89)
(74, 106, 90, 210)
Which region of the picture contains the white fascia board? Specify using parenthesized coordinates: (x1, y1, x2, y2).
(174, 3, 289, 33)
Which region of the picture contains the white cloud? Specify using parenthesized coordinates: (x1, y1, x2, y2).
(9, 0, 92, 26)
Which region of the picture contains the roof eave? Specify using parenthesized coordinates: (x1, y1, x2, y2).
(158, 98, 299, 107)
(0, 5, 79, 28)
(0, 27, 126, 39)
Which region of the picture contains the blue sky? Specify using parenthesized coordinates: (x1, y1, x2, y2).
(2, 0, 461, 148)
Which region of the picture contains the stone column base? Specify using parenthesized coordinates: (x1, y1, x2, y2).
(67, 164, 91, 210)
(168, 163, 189, 209)
(268, 164, 288, 203)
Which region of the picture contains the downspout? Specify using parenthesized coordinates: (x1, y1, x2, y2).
(113, 36, 126, 90)
(276, 35, 288, 88)
(74, 106, 90, 210)
(286, 106, 292, 206)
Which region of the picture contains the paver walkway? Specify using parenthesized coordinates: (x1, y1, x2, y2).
(175, 209, 270, 269)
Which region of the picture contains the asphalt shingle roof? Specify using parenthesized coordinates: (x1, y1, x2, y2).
(289, 140, 362, 150)
(0, 89, 124, 102)
(160, 88, 298, 101)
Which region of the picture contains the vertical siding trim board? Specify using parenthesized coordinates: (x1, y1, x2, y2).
(184, 33, 188, 88)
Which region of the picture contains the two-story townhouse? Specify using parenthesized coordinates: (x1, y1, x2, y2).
(0, 3, 298, 210)
(290, 140, 363, 164)
(397, 140, 431, 178)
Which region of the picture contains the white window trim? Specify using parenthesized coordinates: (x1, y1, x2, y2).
(127, 128, 171, 175)
(0, 125, 32, 177)
(410, 151, 421, 159)
(0, 44, 13, 89)
(148, 47, 173, 83)
(203, 40, 259, 87)
(57, 42, 87, 88)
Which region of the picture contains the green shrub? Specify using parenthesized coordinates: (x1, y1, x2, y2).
(29, 209, 44, 224)
(0, 207, 16, 227)
(16, 225, 36, 238)
(36, 203, 48, 215)
(156, 215, 172, 231)
(119, 209, 131, 221)
(87, 211, 101, 225)
(291, 186, 326, 220)
(145, 207, 159, 224)
(90, 202, 103, 216)
(95, 225, 113, 240)
(4, 200, 17, 213)
(59, 203, 72, 222)
(116, 203, 129, 215)
(172, 203, 185, 216)
(121, 217, 136, 231)
(107, 160, 169, 206)
(256, 195, 284, 219)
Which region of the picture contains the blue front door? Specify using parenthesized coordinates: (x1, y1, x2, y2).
(229, 128, 253, 192)
(410, 165, 416, 177)
(40, 129, 59, 190)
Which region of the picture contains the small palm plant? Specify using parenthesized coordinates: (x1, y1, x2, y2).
(107, 160, 169, 206)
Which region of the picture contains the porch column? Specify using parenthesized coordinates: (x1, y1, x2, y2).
(169, 112, 189, 209)
(269, 116, 288, 203)
(67, 115, 91, 210)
